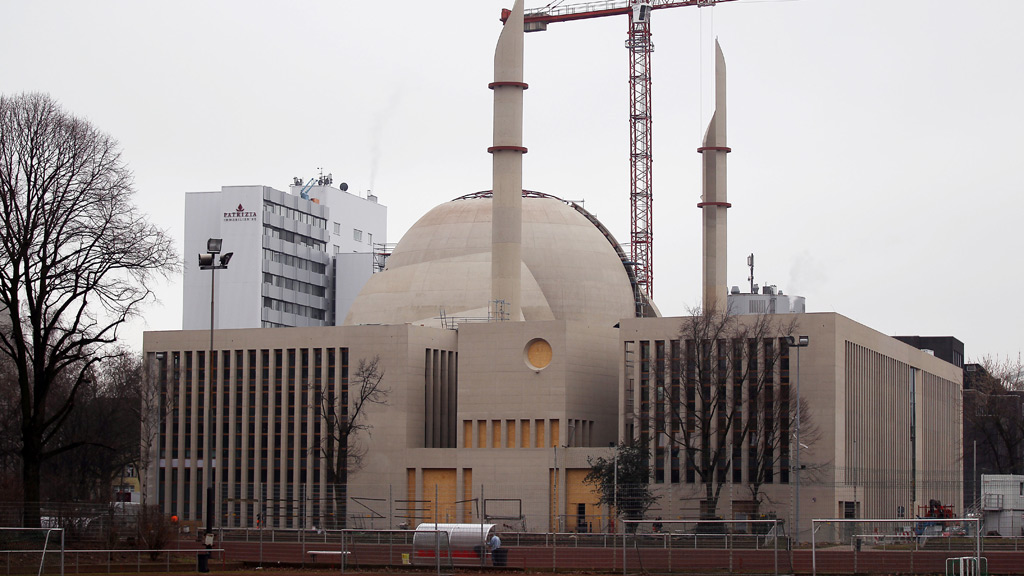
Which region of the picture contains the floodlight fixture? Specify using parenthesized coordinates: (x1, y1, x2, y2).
(787, 335, 810, 347)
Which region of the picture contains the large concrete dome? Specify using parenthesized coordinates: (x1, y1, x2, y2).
(345, 193, 641, 327)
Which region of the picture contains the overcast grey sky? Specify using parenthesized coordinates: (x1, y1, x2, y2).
(3, 1, 1021, 360)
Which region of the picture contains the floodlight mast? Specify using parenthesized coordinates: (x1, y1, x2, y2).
(197, 239, 232, 571)
(500, 0, 738, 315)
(786, 335, 810, 542)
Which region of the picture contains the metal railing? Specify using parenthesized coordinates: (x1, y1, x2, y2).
(0, 546, 223, 576)
(811, 517, 982, 576)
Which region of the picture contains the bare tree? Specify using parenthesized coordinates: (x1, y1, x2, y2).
(981, 354, 1024, 391)
(747, 396, 824, 514)
(963, 355, 1024, 480)
(315, 355, 388, 528)
(95, 350, 144, 500)
(658, 303, 796, 519)
(0, 93, 178, 526)
(39, 351, 144, 506)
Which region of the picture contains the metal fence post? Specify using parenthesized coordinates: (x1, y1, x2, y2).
(728, 532, 733, 574)
(668, 531, 672, 573)
(341, 529, 347, 575)
(811, 519, 816, 576)
(771, 519, 777, 576)
(552, 530, 556, 572)
(622, 528, 627, 576)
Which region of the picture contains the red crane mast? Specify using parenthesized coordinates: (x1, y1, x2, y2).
(502, 0, 736, 315)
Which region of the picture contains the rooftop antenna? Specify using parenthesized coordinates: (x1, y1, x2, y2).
(747, 253, 755, 294)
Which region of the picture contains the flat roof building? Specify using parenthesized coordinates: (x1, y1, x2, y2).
(182, 182, 385, 330)
(145, 196, 963, 540)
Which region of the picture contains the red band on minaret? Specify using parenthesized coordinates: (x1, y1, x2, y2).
(488, 146, 528, 153)
(489, 82, 529, 90)
(697, 146, 732, 153)
(697, 202, 732, 208)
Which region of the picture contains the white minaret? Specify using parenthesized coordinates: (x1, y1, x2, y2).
(490, 0, 527, 321)
(698, 39, 730, 314)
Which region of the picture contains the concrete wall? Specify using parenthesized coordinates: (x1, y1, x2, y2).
(144, 312, 961, 537)
(182, 189, 261, 330)
(456, 321, 619, 449)
(618, 312, 962, 540)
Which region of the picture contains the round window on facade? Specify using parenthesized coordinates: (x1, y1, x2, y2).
(525, 338, 553, 370)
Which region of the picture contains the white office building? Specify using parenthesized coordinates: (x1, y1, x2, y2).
(182, 182, 386, 330)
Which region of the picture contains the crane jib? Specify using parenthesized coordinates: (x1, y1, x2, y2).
(500, 1, 738, 26)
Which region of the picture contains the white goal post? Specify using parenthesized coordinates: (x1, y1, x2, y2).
(0, 527, 65, 576)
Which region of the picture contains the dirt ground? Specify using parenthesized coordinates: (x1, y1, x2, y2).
(211, 557, 551, 575)
(63, 566, 555, 576)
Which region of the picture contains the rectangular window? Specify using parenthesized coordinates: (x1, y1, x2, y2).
(353, 229, 362, 242)
(367, 233, 373, 245)
(841, 501, 857, 519)
(333, 222, 341, 234)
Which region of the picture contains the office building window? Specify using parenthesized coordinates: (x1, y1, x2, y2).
(353, 229, 362, 242)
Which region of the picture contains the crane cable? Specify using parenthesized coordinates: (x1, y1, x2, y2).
(699, 2, 715, 134)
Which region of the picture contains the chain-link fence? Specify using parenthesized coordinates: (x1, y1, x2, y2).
(204, 474, 969, 533)
(7, 498, 1024, 574)
(8, 471, 1024, 574)
(212, 482, 656, 533)
(0, 503, 165, 549)
(0, 507, 216, 575)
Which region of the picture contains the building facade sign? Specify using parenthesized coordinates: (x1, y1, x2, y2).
(224, 203, 258, 222)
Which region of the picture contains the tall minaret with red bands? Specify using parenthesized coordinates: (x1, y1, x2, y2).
(489, 0, 527, 321)
(698, 39, 731, 314)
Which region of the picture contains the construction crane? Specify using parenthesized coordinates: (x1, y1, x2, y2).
(502, 0, 737, 315)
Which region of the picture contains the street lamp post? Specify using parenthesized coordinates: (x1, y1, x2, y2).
(787, 335, 809, 543)
(198, 239, 232, 570)
(610, 442, 618, 534)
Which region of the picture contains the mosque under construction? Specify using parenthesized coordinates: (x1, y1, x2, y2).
(142, 0, 962, 541)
